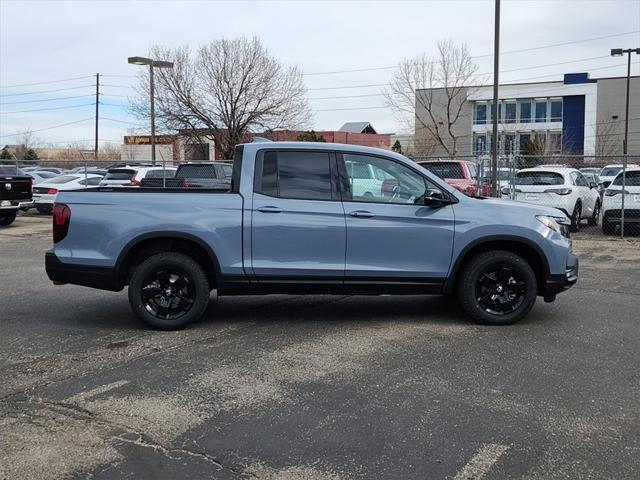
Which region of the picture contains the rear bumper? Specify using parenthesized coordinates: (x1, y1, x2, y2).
(45, 251, 122, 291)
(543, 252, 579, 298)
(0, 199, 34, 210)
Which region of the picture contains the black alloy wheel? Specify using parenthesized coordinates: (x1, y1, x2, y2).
(141, 269, 194, 320)
(128, 252, 210, 330)
(570, 203, 582, 232)
(457, 250, 537, 325)
(475, 266, 526, 316)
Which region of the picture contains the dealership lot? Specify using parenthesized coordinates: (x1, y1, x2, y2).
(1, 215, 639, 480)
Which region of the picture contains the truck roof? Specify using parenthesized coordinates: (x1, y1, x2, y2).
(238, 140, 404, 159)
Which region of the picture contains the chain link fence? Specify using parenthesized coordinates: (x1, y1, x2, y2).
(3, 153, 640, 237)
(410, 154, 640, 237)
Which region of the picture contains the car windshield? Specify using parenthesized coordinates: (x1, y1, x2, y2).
(176, 165, 219, 179)
(104, 169, 135, 180)
(46, 175, 78, 184)
(515, 171, 565, 185)
(420, 162, 465, 179)
(612, 171, 640, 187)
(35, 171, 57, 178)
(600, 167, 622, 177)
(498, 170, 511, 181)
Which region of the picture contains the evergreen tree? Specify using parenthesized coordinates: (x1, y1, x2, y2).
(23, 148, 39, 161)
(0, 147, 11, 160)
(297, 130, 326, 143)
(392, 140, 402, 154)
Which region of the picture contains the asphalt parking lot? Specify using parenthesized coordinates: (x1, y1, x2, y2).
(1, 214, 639, 480)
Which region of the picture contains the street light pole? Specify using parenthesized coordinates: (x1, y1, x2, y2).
(149, 64, 156, 166)
(610, 47, 639, 237)
(128, 56, 174, 167)
(490, 0, 501, 197)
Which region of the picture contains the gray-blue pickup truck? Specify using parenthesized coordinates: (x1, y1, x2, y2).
(46, 141, 578, 329)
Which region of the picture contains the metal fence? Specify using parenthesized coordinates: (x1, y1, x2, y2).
(3, 154, 640, 237)
(410, 154, 640, 237)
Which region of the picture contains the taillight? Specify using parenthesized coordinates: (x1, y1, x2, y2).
(130, 174, 141, 186)
(180, 179, 191, 188)
(544, 188, 572, 195)
(28, 178, 33, 194)
(47, 188, 58, 195)
(52, 203, 71, 243)
(605, 189, 628, 196)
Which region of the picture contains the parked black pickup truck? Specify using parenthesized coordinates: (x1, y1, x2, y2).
(139, 162, 232, 189)
(0, 165, 33, 226)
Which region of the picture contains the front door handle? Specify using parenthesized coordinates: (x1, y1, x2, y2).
(257, 206, 283, 213)
(349, 210, 375, 218)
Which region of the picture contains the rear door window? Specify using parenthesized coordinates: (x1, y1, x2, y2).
(256, 150, 332, 200)
(104, 169, 135, 181)
(420, 162, 465, 179)
(515, 172, 564, 185)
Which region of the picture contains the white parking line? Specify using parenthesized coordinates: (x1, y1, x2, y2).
(66, 380, 130, 402)
(454, 443, 510, 480)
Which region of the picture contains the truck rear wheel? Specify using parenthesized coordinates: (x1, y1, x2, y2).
(128, 252, 210, 330)
(457, 250, 537, 325)
(0, 210, 17, 226)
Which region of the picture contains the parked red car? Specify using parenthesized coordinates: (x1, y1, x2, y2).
(417, 160, 491, 197)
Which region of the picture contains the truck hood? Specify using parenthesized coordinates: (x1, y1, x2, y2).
(469, 196, 568, 219)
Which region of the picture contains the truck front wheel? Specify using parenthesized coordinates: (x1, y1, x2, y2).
(457, 250, 538, 325)
(128, 252, 210, 330)
(0, 210, 17, 226)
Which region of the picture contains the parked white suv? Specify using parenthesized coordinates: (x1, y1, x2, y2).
(99, 166, 177, 187)
(598, 164, 640, 191)
(602, 169, 640, 234)
(509, 167, 600, 232)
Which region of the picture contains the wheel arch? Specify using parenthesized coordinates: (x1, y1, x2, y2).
(445, 235, 550, 295)
(115, 231, 221, 288)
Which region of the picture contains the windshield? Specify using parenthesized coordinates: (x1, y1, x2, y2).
(46, 175, 78, 184)
(498, 170, 511, 181)
(176, 164, 219, 179)
(600, 167, 622, 177)
(420, 162, 465, 179)
(612, 171, 640, 187)
(515, 171, 564, 186)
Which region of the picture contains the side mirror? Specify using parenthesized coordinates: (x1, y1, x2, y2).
(589, 182, 597, 189)
(421, 188, 448, 207)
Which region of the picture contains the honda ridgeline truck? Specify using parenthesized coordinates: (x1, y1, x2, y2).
(46, 141, 578, 330)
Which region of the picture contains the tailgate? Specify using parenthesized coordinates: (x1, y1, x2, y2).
(1, 177, 31, 200)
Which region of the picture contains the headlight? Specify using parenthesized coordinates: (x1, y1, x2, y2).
(536, 215, 569, 233)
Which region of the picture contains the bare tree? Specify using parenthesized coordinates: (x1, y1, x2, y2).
(384, 40, 481, 156)
(132, 37, 312, 160)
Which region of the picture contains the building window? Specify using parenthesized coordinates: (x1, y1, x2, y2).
(504, 133, 516, 155)
(518, 99, 532, 123)
(535, 100, 547, 123)
(504, 102, 516, 123)
(519, 133, 531, 154)
(548, 131, 562, 153)
(473, 134, 487, 155)
(550, 99, 562, 122)
(474, 103, 487, 125)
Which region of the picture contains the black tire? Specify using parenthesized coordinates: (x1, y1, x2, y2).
(0, 210, 17, 226)
(128, 252, 210, 330)
(602, 218, 615, 235)
(457, 250, 538, 326)
(570, 202, 582, 232)
(36, 205, 52, 214)
(587, 201, 600, 227)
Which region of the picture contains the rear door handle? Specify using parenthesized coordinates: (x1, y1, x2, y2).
(349, 210, 375, 218)
(257, 206, 282, 213)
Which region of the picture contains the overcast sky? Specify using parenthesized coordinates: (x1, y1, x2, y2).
(1, 0, 639, 148)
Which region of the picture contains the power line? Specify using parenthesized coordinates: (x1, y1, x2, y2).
(0, 117, 93, 138)
(0, 94, 95, 106)
(302, 30, 639, 76)
(0, 84, 95, 98)
(0, 103, 95, 115)
(0, 75, 94, 89)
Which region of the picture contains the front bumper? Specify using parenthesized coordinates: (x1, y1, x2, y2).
(45, 251, 122, 291)
(0, 199, 34, 210)
(543, 251, 579, 298)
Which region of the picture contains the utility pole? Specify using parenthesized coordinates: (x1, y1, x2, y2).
(94, 73, 99, 164)
(610, 47, 639, 237)
(490, 0, 501, 197)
